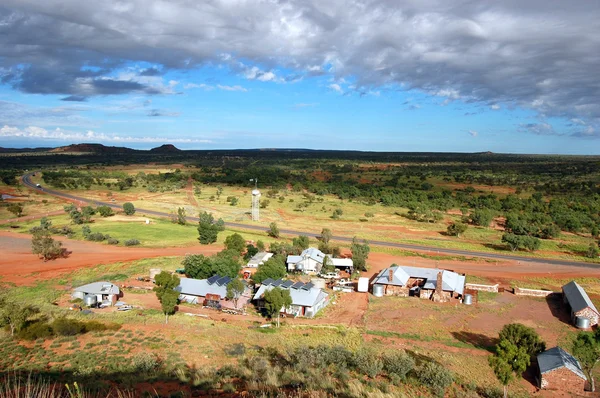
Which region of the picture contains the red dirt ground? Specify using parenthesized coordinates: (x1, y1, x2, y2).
(0, 231, 222, 285)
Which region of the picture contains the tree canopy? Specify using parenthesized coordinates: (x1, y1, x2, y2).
(572, 330, 600, 392)
(197, 211, 225, 244)
(226, 278, 245, 309)
(254, 255, 287, 283)
(153, 271, 180, 324)
(263, 287, 292, 327)
(123, 202, 135, 215)
(224, 233, 246, 254)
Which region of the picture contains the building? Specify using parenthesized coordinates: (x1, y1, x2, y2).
(176, 275, 243, 308)
(243, 252, 273, 278)
(253, 278, 329, 318)
(537, 347, 587, 392)
(371, 265, 465, 301)
(287, 248, 354, 274)
(562, 281, 600, 327)
(72, 281, 120, 306)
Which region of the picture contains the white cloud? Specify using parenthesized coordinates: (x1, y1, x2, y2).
(490, 104, 501, 110)
(328, 84, 343, 94)
(216, 84, 247, 92)
(185, 83, 247, 92)
(468, 130, 478, 137)
(0, 125, 211, 144)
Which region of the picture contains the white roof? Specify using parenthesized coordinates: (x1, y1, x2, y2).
(331, 258, 353, 267)
(74, 281, 120, 295)
(372, 265, 465, 295)
(247, 252, 273, 267)
(253, 279, 328, 307)
(175, 275, 233, 299)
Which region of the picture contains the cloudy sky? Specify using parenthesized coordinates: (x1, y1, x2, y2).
(0, 0, 599, 153)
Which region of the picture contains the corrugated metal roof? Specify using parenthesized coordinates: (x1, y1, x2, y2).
(247, 252, 273, 267)
(538, 347, 586, 380)
(74, 281, 120, 295)
(176, 275, 237, 299)
(331, 258, 353, 267)
(253, 279, 328, 307)
(562, 281, 599, 314)
(371, 265, 465, 294)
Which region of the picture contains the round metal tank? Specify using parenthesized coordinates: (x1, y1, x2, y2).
(463, 294, 473, 305)
(372, 284, 384, 297)
(311, 278, 326, 289)
(149, 268, 162, 280)
(84, 294, 97, 307)
(72, 291, 85, 300)
(576, 316, 591, 329)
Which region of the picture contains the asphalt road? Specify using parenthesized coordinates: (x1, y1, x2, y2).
(22, 173, 600, 269)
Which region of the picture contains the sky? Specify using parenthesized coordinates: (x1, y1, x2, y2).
(0, 1, 599, 154)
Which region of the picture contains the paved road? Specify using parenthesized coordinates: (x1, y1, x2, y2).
(22, 173, 600, 269)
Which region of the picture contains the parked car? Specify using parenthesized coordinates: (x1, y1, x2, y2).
(117, 305, 133, 311)
(319, 272, 340, 279)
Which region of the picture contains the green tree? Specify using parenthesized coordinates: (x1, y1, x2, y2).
(417, 362, 453, 397)
(96, 205, 114, 217)
(489, 339, 530, 398)
(81, 206, 95, 223)
(572, 330, 600, 392)
(176, 207, 187, 225)
(230, 197, 238, 206)
(292, 235, 310, 251)
(268, 222, 280, 238)
(471, 208, 494, 227)
(123, 202, 135, 215)
(224, 233, 246, 255)
(351, 237, 370, 271)
(256, 240, 266, 252)
(7, 203, 23, 217)
(210, 250, 242, 278)
(182, 254, 213, 279)
(153, 271, 180, 324)
(0, 300, 39, 336)
(320, 228, 332, 244)
(498, 323, 546, 358)
(263, 287, 292, 327)
(197, 211, 225, 244)
(226, 278, 245, 309)
(31, 230, 64, 261)
(502, 233, 541, 252)
(447, 222, 468, 237)
(586, 243, 599, 259)
(244, 244, 259, 261)
(254, 255, 287, 283)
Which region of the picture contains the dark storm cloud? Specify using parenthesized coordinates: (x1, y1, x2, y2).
(0, 0, 599, 133)
(61, 95, 87, 102)
(139, 67, 162, 76)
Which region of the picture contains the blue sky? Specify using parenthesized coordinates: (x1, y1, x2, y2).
(0, 1, 598, 154)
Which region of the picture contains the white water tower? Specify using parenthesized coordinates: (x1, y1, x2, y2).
(250, 178, 260, 221)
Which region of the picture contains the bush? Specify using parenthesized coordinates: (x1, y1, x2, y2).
(86, 232, 109, 242)
(107, 238, 119, 245)
(125, 239, 140, 246)
(123, 202, 135, 215)
(132, 352, 161, 373)
(51, 318, 85, 336)
(18, 322, 53, 340)
(97, 205, 114, 217)
(383, 351, 415, 380)
(353, 348, 383, 378)
(417, 362, 453, 397)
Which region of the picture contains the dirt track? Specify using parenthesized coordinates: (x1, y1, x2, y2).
(0, 231, 222, 284)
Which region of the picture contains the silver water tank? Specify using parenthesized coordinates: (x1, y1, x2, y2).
(84, 294, 97, 307)
(576, 316, 591, 329)
(463, 294, 473, 305)
(372, 284, 384, 297)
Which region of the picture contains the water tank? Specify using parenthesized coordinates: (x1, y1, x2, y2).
(576, 316, 591, 329)
(357, 277, 369, 293)
(252, 189, 261, 196)
(149, 268, 162, 280)
(372, 284, 384, 297)
(311, 278, 326, 289)
(463, 294, 473, 305)
(84, 294, 97, 307)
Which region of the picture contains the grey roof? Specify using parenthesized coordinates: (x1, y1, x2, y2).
(247, 252, 273, 267)
(562, 281, 599, 314)
(176, 275, 236, 299)
(372, 265, 465, 295)
(538, 347, 586, 380)
(74, 281, 120, 295)
(253, 279, 328, 307)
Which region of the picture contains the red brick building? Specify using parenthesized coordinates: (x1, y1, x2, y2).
(537, 347, 587, 393)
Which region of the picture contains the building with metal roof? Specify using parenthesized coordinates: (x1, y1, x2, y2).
(253, 278, 329, 318)
(72, 281, 120, 306)
(562, 281, 600, 327)
(372, 265, 465, 299)
(537, 347, 587, 391)
(246, 252, 273, 268)
(176, 275, 233, 304)
(287, 248, 353, 274)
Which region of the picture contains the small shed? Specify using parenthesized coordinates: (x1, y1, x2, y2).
(562, 281, 600, 327)
(537, 346, 587, 392)
(72, 282, 120, 307)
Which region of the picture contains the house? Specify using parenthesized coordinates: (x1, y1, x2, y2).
(372, 265, 465, 302)
(253, 278, 329, 318)
(72, 281, 120, 306)
(243, 252, 273, 278)
(562, 281, 600, 327)
(175, 275, 249, 309)
(287, 248, 354, 274)
(537, 346, 587, 392)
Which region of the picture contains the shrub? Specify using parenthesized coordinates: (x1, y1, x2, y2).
(417, 362, 453, 397)
(51, 318, 85, 336)
(107, 238, 119, 245)
(97, 205, 114, 217)
(353, 348, 383, 378)
(125, 239, 140, 246)
(364, 212, 375, 218)
(18, 322, 53, 340)
(132, 352, 161, 373)
(123, 202, 135, 215)
(86, 232, 109, 242)
(383, 351, 415, 380)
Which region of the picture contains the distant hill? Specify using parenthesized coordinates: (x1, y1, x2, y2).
(150, 144, 181, 153)
(49, 143, 137, 154)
